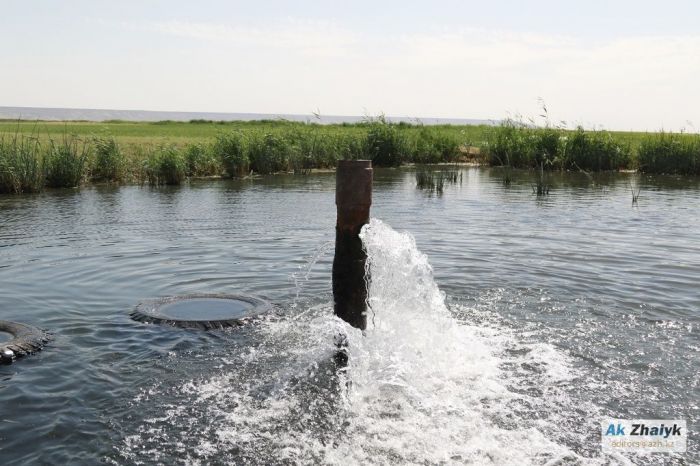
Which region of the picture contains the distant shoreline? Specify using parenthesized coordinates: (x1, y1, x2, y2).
(0, 106, 496, 126)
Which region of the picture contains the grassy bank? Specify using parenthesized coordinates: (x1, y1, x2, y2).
(0, 118, 698, 193)
(484, 120, 700, 174)
(0, 118, 472, 193)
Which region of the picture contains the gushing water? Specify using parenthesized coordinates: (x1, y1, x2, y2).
(116, 220, 619, 465)
(338, 219, 590, 465)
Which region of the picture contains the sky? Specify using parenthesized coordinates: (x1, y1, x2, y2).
(1, 0, 699, 131)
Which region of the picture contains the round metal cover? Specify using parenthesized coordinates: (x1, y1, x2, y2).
(130, 293, 272, 330)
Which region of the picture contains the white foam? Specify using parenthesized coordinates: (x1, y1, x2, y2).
(333, 219, 580, 464)
(118, 219, 613, 465)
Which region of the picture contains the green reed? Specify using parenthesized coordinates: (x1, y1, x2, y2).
(415, 165, 461, 195)
(486, 121, 631, 172)
(0, 132, 44, 193)
(45, 134, 91, 189)
(213, 131, 248, 177)
(144, 145, 187, 185)
(92, 136, 124, 182)
(185, 142, 222, 177)
(638, 132, 700, 175)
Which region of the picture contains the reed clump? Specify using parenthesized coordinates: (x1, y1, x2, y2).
(247, 132, 293, 174)
(485, 120, 535, 168)
(185, 142, 222, 177)
(0, 133, 44, 194)
(92, 136, 124, 182)
(486, 121, 631, 172)
(44, 135, 90, 188)
(144, 145, 187, 185)
(412, 127, 461, 164)
(532, 162, 551, 195)
(213, 131, 248, 177)
(637, 132, 700, 175)
(629, 180, 641, 204)
(364, 116, 408, 167)
(286, 127, 339, 171)
(415, 165, 461, 195)
(563, 127, 631, 171)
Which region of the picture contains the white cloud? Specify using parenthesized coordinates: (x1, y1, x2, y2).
(6, 17, 699, 130)
(147, 18, 360, 58)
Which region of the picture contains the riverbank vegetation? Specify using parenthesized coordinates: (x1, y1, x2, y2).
(0, 117, 698, 193)
(415, 165, 462, 195)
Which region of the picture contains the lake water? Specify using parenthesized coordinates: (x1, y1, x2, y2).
(0, 106, 494, 126)
(0, 168, 697, 465)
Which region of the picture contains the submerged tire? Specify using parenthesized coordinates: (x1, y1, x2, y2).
(130, 293, 273, 330)
(0, 321, 51, 364)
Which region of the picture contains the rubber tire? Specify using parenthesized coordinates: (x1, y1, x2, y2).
(130, 293, 273, 330)
(0, 321, 51, 364)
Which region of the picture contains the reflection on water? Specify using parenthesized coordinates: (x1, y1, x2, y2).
(0, 331, 13, 344)
(158, 298, 258, 321)
(0, 168, 698, 465)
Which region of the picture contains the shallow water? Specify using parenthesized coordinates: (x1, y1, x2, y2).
(158, 298, 258, 321)
(0, 168, 697, 465)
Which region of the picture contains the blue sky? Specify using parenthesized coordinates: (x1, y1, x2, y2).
(2, 1, 699, 130)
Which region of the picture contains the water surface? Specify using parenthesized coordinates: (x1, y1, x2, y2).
(0, 168, 697, 464)
(158, 298, 255, 321)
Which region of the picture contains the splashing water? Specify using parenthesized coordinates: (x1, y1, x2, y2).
(339, 219, 589, 465)
(115, 219, 623, 465)
(290, 241, 334, 309)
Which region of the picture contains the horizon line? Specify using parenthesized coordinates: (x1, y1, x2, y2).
(0, 105, 498, 126)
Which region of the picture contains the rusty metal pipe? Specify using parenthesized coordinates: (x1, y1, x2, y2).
(332, 160, 372, 330)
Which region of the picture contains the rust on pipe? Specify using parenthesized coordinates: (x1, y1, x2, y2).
(332, 160, 372, 330)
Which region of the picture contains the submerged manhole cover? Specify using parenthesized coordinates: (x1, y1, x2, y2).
(159, 298, 254, 321)
(0, 332, 12, 344)
(130, 294, 272, 330)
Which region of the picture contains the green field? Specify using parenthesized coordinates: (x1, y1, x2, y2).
(0, 119, 488, 149)
(0, 118, 661, 153)
(1, 118, 699, 194)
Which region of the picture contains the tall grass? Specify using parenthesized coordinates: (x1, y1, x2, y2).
(415, 165, 461, 195)
(92, 136, 124, 182)
(638, 132, 700, 175)
(364, 117, 407, 167)
(213, 131, 248, 177)
(247, 132, 292, 174)
(185, 142, 222, 177)
(0, 133, 44, 194)
(144, 145, 187, 185)
(3, 118, 700, 195)
(532, 161, 550, 195)
(485, 120, 530, 168)
(286, 127, 338, 171)
(412, 127, 461, 164)
(335, 132, 367, 161)
(486, 121, 631, 171)
(45, 135, 90, 188)
(563, 127, 631, 171)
